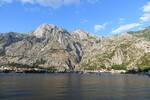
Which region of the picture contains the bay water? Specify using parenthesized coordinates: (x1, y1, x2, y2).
(0, 73, 150, 100)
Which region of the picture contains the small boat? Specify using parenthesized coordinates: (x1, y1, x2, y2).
(82, 72, 90, 74)
(78, 72, 83, 74)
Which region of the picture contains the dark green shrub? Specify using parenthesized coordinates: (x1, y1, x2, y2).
(6, 63, 34, 68)
(95, 40, 101, 44)
(111, 65, 126, 70)
(140, 67, 150, 72)
(100, 65, 106, 69)
(0, 52, 5, 56)
(36, 59, 47, 65)
(46, 67, 57, 72)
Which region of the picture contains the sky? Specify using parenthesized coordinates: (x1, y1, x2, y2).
(0, 0, 150, 36)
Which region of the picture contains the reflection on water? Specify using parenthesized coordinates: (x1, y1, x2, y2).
(0, 73, 150, 100)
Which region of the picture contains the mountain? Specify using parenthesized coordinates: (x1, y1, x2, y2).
(79, 29, 150, 71)
(0, 24, 83, 71)
(0, 24, 150, 72)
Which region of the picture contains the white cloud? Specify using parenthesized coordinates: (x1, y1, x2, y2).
(139, 2, 150, 23)
(94, 22, 111, 32)
(87, 0, 99, 4)
(0, 0, 99, 8)
(63, 0, 80, 5)
(0, 0, 81, 8)
(119, 18, 125, 21)
(36, 0, 62, 8)
(20, 0, 34, 3)
(112, 23, 141, 34)
(94, 25, 105, 32)
(142, 2, 150, 12)
(140, 13, 150, 22)
(19, 0, 81, 8)
(0, 0, 13, 6)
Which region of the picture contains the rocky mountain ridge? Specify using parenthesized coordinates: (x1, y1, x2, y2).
(0, 24, 150, 71)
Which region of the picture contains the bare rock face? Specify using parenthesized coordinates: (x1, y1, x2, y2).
(29, 24, 69, 38)
(0, 24, 150, 71)
(0, 24, 83, 71)
(70, 30, 95, 40)
(79, 28, 150, 70)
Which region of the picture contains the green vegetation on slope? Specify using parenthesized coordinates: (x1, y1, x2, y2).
(4, 62, 57, 72)
(111, 65, 126, 70)
(137, 53, 150, 71)
(102, 50, 115, 59)
(95, 40, 101, 44)
(0, 52, 5, 56)
(36, 59, 47, 65)
(6, 63, 34, 68)
(128, 27, 150, 40)
(46, 67, 57, 72)
(82, 64, 97, 70)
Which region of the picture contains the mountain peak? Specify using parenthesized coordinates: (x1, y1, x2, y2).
(30, 24, 67, 38)
(39, 24, 56, 29)
(1, 24, 150, 72)
(70, 29, 95, 40)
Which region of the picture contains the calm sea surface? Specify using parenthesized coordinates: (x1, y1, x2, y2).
(0, 73, 150, 100)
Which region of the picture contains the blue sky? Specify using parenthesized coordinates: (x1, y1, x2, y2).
(0, 0, 150, 36)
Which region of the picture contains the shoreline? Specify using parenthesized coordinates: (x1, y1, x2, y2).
(0, 66, 150, 76)
(0, 70, 149, 76)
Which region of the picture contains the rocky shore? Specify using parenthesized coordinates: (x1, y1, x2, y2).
(0, 66, 51, 73)
(0, 65, 126, 73)
(1, 66, 149, 76)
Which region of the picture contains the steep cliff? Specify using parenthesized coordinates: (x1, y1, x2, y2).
(0, 24, 150, 71)
(80, 28, 150, 71)
(0, 24, 82, 71)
